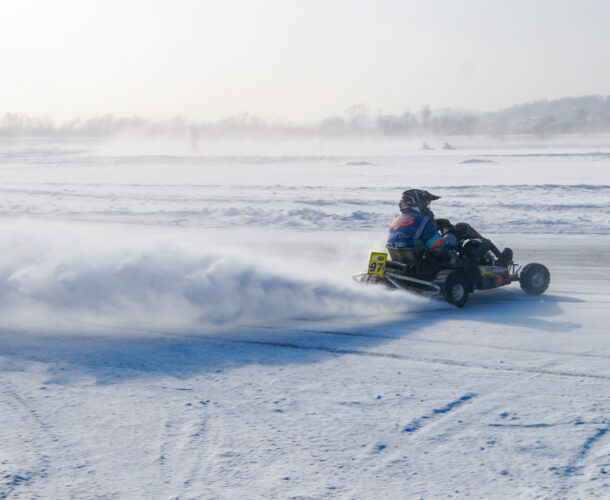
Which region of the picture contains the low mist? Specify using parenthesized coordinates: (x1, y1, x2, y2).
(2, 95, 610, 141)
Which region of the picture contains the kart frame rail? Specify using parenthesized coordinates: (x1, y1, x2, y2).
(352, 272, 441, 294)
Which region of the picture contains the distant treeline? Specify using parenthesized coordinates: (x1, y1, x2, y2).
(2, 95, 610, 138)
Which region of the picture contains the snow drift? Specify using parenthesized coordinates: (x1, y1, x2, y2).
(0, 223, 430, 335)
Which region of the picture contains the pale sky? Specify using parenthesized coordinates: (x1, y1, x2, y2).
(1, 0, 609, 122)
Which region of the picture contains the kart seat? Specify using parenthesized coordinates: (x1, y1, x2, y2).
(386, 245, 427, 265)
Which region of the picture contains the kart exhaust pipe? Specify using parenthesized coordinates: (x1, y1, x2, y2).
(385, 260, 408, 273)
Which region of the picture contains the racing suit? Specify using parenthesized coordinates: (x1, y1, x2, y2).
(387, 209, 450, 250)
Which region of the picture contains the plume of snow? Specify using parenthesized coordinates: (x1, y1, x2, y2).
(0, 222, 433, 335)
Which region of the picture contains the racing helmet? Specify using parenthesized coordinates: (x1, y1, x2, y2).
(399, 189, 441, 218)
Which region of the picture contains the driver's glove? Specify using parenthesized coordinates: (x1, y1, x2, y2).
(435, 218, 453, 233)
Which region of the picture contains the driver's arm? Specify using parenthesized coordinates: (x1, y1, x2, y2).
(420, 219, 444, 249)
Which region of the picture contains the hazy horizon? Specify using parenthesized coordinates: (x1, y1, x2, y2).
(2, 0, 609, 123)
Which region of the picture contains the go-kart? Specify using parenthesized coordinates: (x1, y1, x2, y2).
(352, 232, 550, 308)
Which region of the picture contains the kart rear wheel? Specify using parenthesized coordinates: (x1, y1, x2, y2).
(520, 263, 550, 295)
(436, 271, 470, 308)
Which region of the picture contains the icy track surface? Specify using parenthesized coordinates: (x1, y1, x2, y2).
(0, 136, 609, 499)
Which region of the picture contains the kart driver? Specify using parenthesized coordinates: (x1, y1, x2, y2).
(387, 189, 512, 266)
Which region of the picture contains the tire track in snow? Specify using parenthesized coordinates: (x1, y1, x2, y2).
(0, 384, 56, 498)
(402, 393, 478, 434)
(0, 383, 105, 499)
(155, 411, 202, 494)
(551, 423, 610, 497)
(253, 326, 610, 362)
(172, 411, 216, 499)
(0, 386, 51, 499)
(155, 414, 179, 471)
(311, 329, 610, 361)
(202, 336, 610, 381)
(558, 425, 610, 477)
(388, 356, 581, 490)
(153, 395, 218, 499)
(180, 417, 216, 499)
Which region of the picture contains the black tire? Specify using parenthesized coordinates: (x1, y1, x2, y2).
(520, 263, 550, 295)
(436, 270, 470, 308)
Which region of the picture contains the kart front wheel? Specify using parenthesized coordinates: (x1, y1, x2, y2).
(520, 263, 550, 295)
(436, 271, 470, 308)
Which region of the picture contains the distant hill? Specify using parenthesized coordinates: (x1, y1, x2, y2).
(2, 96, 610, 138)
(327, 96, 610, 137)
(480, 95, 610, 135)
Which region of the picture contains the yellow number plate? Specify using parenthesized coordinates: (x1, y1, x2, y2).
(368, 252, 387, 276)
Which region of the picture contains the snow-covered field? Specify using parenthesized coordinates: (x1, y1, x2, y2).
(0, 135, 609, 499)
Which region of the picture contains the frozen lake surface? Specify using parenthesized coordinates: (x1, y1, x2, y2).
(0, 135, 609, 498)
